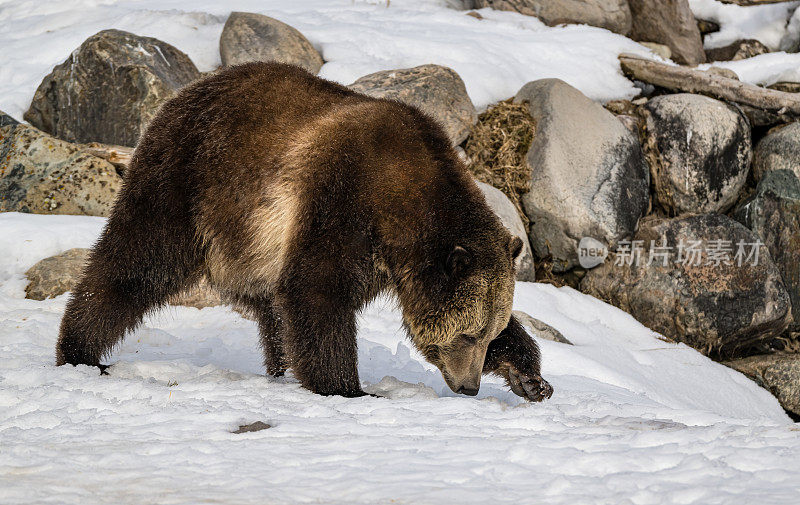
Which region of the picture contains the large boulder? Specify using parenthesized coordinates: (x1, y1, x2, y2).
(219, 12, 323, 73)
(0, 118, 121, 216)
(472, 0, 632, 35)
(643, 94, 751, 216)
(725, 354, 800, 418)
(476, 181, 535, 281)
(628, 0, 706, 65)
(581, 214, 793, 358)
(753, 122, 800, 182)
(25, 248, 223, 308)
(733, 170, 800, 331)
(24, 29, 200, 147)
(349, 65, 477, 146)
(513, 79, 649, 272)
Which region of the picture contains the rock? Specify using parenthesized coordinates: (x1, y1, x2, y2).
(513, 79, 649, 272)
(219, 12, 323, 74)
(706, 39, 770, 62)
(25, 249, 89, 300)
(472, 0, 632, 35)
(643, 94, 751, 215)
(24, 248, 223, 308)
(628, 0, 706, 65)
(725, 354, 800, 417)
(232, 421, 272, 434)
(1, 110, 18, 128)
(581, 214, 792, 357)
(350, 65, 477, 145)
(779, 7, 800, 53)
(753, 122, 800, 182)
(640, 42, 672, 60)
(512, 310, 573, 344)
(0, 120, 121, 216)
(733, 170, 800, 331)
(24, 29, 200, 147)
(476, 181, 535, 281)
(705, 67, 739, 80)
(768, 82, 800, 93)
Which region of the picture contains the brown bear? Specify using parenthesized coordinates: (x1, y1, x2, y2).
(56, 62, 553, 401)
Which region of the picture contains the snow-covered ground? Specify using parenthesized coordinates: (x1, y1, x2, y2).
(2, 212, 800, 504)
(3, 0, 800, 122)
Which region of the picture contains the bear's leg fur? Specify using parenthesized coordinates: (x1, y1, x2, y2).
(236, 294, 287, 377)
(56, 189, 201, 368)
(483, 315, 553, 402)
(275, 256, 369, 397)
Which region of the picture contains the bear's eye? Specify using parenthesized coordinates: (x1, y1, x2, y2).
(460, 335, 478, 346)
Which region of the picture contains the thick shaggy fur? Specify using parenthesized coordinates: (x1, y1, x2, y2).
(56, 63, 552, 400)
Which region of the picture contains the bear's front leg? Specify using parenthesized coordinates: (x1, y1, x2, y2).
(484, 315, 553, 402)
(275, 265, 367, 398)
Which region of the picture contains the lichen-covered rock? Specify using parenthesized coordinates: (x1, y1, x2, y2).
(628, 0, 706, 65)
(725, 354, 800, 417)
(349, 65, 477, 146)
(25, 248, 223, 308)
(514, 79, 649, 272)
(753, 122, 800, 182)
(733, 170, 800, 331)
(24, 29, 200, 147)
(473, 0, 632, 35)
(0, 119, 121, 216)
(705, 39, 770, 62)
(643, 94, 751, 215)
(476, 181, 535, 281)
(219, 12, 323, 73)
(581, 214, 792, 358)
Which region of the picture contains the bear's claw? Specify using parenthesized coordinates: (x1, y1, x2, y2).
(508, 366, 553, 402)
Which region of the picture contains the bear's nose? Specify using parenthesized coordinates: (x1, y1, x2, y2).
(457, 386, 479, 396)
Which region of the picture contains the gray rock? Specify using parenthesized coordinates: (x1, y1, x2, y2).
(705, 39, 770, 62)
(232, 421, 272, 434)
(476, 181, 535, 281)
(725, 354, 800, 417)
(643, 94, 751, 215)
(219, 12, 323, 74)
(473, 0, 632, 35)
(581, 214, 792, 358)
(512, 310, 573, 344)
(628, 0, 706, 65)
(25, 249, 89, 300)
(350, 65, 477, 146)
(639, 42, 672, 60)
(25, 248, 223, 308)
(24, 29, 200, 147)
(0, 120, 121, 216)
(514, 78, 649, 272)
(753, 122, 800, 182)
(733, 170, 800, 331)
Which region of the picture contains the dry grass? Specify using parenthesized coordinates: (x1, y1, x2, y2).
(464, 99, 535, 228)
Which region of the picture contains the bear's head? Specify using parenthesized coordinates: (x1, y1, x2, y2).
(395, 215, 523, 396)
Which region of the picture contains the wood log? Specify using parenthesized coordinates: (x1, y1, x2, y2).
(84, 142, 133, 169)
(619, 53, 800, 122)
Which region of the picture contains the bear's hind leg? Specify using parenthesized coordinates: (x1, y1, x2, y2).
(56, 205, 201, 368)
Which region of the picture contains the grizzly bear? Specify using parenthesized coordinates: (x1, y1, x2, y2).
(56, 62, 553, 401)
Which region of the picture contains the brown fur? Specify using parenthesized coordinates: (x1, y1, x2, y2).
(56, 62, 552, 400)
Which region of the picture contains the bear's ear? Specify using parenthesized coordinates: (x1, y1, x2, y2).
(509, 236, 523, 260)
(446, 246, 472, 277)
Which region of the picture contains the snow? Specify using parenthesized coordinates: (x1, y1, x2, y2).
(2, 211, 799, 504)
(689, 0, 799, 50)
